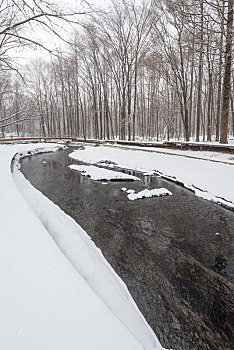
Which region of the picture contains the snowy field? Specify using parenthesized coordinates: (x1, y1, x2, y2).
(0, 143, 164, 350)
(69, 146, 234, 210)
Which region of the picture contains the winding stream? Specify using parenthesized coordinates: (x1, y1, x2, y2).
(20, 146, 234, 350)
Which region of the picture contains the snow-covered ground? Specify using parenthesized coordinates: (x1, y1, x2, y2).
(105, 144, 234, 164)
(69, 146, 234, 210)
(69, 164, 140, 181)
(114, 136, 234, 145)
(118, 135, 234, 144)
(0, 143, 164, 350)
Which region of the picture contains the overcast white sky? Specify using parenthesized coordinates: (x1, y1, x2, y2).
(13, 0, 112, 65)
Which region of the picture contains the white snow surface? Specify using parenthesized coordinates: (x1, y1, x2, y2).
(69, 164, 140, 181)
(0, 143, 164, 350)
(69, 146, 234, 209)
(106, 144, 234, 164)
(125, 188, 172, 201)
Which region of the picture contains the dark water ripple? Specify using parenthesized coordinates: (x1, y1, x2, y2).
(20, 147, 234, 350)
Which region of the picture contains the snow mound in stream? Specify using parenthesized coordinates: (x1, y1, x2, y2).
(69, 164, 140, 181)
(123, 188, 172, 201)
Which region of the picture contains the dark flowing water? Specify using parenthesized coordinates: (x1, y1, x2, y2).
(20, 147, 234, 350)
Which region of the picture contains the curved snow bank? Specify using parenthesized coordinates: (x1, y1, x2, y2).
(0, 143, 164, 350)
(69, 146, 234, 210)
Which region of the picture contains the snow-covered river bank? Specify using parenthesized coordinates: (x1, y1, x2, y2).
(20, 145, 234, 350)
(0, 143, 163, 350)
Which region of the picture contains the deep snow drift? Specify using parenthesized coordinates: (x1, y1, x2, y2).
(69, 146, 234, 210)
(0, 143, 164, 350)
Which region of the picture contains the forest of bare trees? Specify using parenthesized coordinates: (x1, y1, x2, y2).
(0, 0, 233, 143)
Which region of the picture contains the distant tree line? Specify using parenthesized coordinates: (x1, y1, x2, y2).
(0, 0, 233, 143)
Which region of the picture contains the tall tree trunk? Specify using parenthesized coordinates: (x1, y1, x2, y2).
(189, 25, 195, 138)
(215, 1, 224, 141)
(230, 78, 234, 136)
(196, 0, 204, 142)
(207, 48, 213, 142)
(220, 0, 233, 143)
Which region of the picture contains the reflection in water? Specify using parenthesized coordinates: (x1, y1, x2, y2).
(21, 147, 234, 350)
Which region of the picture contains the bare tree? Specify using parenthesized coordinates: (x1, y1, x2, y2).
(220, 0, 233, 143)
